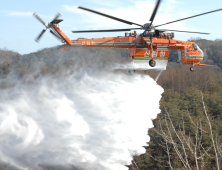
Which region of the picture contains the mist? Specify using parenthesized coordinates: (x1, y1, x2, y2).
(0, 47, 164, 170)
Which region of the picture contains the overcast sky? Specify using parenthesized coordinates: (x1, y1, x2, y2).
(1, 0, 222, 54)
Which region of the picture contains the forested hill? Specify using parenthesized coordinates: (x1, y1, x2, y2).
(0, 39, 222, 170)
(0, 48, 21, 64)
(0, 46, 129, 80)
(189, 38, 222, 67)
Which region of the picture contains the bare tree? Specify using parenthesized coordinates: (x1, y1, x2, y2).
(201, 92, 220, 170)
(146, 92, 222, 170)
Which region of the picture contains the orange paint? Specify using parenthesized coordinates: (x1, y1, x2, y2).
(52, 23, 214, 68)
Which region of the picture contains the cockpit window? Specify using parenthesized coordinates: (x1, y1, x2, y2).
(193, 44, 198, 51)
(199, 50, 203, 54)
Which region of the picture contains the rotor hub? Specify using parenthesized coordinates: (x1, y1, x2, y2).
(143, 23, 153, 31)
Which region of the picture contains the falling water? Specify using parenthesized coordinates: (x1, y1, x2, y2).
(0, 47, 164, 170)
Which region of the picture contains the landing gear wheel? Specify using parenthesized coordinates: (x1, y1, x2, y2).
(190, 67, 194, 72)
(128, 70, 135, 74)
(149, 59, 156, 67)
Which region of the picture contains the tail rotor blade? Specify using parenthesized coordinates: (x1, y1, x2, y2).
(50, 30, 63, 42)
(52, 13, 61, 21)
(33, 13, 47, 27)
(35, 29, 46, 42)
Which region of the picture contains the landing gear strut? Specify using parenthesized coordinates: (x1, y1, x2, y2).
(190, 67, 194, 72)
(149, 59, 156, 67)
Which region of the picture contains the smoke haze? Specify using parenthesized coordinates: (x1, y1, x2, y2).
(0, 47, 163, 170)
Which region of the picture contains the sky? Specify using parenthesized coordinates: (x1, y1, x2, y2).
(1, 0, 222, 54)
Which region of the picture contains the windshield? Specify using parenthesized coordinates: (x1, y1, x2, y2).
(193, 44, 204, 55)
(193, 44, 198, 51)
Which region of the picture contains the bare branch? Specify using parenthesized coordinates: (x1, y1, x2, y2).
(194, 121, 199, 170)
(164, 107, 191, 169)
(166, 108, 192, 170)
(201, 91, 220, 170)
(186, 108, 208, 133)
(198, 144, 213, 159)
(128, 149, 140, 170)
(165, 141, 173, 170)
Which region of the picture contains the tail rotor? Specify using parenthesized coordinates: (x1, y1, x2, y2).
(33, 13, 64, 43)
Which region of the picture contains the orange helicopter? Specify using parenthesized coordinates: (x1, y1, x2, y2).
(33, 0, 222, 72)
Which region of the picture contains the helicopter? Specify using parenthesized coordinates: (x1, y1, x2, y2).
(33, 0, 222, 72)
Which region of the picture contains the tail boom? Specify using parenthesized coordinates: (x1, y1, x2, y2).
(52, 25, 72, 45)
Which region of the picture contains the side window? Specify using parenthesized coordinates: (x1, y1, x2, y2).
(186, 49, 189, 52)
(178, 50, 182, 61)
(193, 44, 198, 51)
(182, 49, 184, 58)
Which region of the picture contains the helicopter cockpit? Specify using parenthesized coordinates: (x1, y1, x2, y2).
(178, 43, 204, 64)
(169, 43, 204, 63)
(192, 44, 204, 55)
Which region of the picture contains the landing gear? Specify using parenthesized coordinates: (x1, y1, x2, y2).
(128, 70, 135, 74)
(190, 67, 194, 72)
(149, 59, 156, 67)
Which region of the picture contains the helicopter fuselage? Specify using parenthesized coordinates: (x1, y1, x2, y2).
(34, 0, 221, 71)
(60, 29, 204, 67)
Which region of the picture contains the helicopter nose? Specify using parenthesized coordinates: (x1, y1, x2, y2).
(199, 49, 204, 57)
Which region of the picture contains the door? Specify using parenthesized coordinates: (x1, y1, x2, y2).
(178, 50, 181, 61)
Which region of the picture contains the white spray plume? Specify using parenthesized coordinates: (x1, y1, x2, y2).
(0, 47, 164, 170)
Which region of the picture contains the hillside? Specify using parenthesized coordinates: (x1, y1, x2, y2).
(0, 48, 21, 64)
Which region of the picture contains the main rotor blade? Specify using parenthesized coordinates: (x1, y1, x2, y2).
(52, 13, 61, 21)
(149, 0, 161, 25)
(72, 28, 143, 33)
(35, 29, 46, 42)
(33, 13, 46, 27)
(160, 29, 210, 34)
(154, 8, 222, 28)
(78, 6, 143, 27)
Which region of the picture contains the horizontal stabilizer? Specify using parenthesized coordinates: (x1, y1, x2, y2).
(50, 19, 63, 24)
(196, 63, 216, 67)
